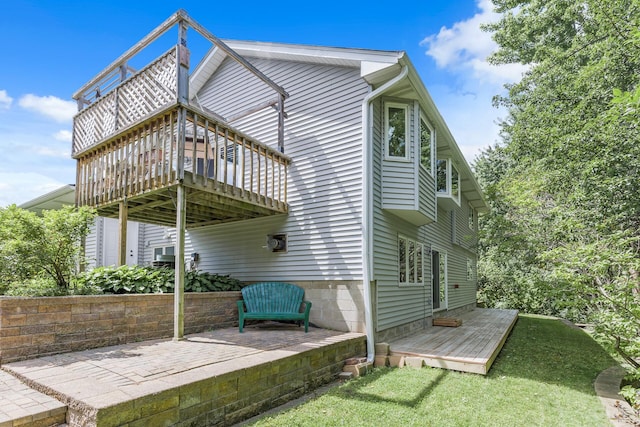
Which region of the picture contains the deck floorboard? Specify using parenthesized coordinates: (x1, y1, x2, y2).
(389, 308, 519, 375)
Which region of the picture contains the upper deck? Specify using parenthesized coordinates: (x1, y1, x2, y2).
(71, 11, 289, 227)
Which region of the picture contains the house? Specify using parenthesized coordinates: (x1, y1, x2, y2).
(19, 184, 186, 269)
(70, 10, 487, 358)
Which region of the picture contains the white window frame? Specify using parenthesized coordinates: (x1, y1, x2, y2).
(437, 250, 448, 311)
(419, 112, 435, 175)
(398, 235, 424, 287)
(467, 258, 474, 281)
(153, 245, 175, 258)
(468, 205, 475, 230)
(384, 102, 410, 161)
(436, 158, 461, 206)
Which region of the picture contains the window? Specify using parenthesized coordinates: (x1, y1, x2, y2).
(437, 159, 447, 192)
(467, 258, 474, 281)
(398, 235, 424, 286)
(436, 158, 461, 205)
(451, 163, 459, 199)
(420, 115, 434, 173)
(385, 103, 409, 160)
(468, 206, 475, 230)
(153, 245, 174, 258)
(432, 250, 447, 310)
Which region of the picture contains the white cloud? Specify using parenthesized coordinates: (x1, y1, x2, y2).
(54, 130, 73, 142)
(421, 0, 527, 85)
(419, 0, 528, 164)
(18, 94, 76, 123)
(0, 172, 67, 207)
(35, 146, 70, 158)
(0, 90, 12, 109)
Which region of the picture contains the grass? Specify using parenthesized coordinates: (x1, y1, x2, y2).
(248, 314, 617, 427)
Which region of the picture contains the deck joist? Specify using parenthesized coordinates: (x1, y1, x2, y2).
(96, 173, 287, 228)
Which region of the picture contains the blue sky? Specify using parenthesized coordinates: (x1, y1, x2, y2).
(0, 0, 524, 207)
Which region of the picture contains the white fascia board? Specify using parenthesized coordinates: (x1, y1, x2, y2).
(18, 184, 76, 211)
(222, 39, 402, 68)
(189, 45, 226, 100)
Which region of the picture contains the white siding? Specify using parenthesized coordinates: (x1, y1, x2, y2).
(84, 218, 101, 270)
(373, 95, 479, 332)
(373, 99, 433, 331)
(189, 57, 369, 281)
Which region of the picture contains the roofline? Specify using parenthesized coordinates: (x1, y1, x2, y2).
(398, 55, 488, 213)
(190, 39, 488, 212)
(220, 39, 404, 66)
(18, 184, 75, 210)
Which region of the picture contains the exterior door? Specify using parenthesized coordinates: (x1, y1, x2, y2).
(102, 218, 139, 266)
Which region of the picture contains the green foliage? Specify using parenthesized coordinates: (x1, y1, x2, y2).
(477, 0, 640, 362)
(0, 205, 95, 293)
(78, 265, 174, 294)
(76, 265, 242, 294)
(249, 316, 614, 426)
(182, 270, 243, 292)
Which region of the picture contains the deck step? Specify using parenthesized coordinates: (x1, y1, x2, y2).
(432, 317, 463, 327)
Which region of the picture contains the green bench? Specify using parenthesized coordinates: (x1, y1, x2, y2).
(237, 282, 312, 333)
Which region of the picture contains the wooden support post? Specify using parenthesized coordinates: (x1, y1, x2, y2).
(117, 201, 128, 266)
(174, 184, 186, 340)
(177, 20, 189, 105)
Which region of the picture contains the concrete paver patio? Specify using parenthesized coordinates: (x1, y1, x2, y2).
(1, 324, 366, 426)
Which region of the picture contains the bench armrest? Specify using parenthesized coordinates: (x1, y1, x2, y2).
(302, 300, 312, 315)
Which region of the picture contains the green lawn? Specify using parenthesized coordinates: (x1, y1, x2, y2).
(249, 314, 617, 427)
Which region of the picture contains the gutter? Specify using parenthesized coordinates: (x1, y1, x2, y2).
(361, 65, 409, 363)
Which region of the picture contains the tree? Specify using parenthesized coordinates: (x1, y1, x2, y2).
(0, 205, 95, 292)
(478, 0, 640, 361)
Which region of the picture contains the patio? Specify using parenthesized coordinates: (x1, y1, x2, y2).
(1, 324, 365, 426)
(389, 308, 519, 375)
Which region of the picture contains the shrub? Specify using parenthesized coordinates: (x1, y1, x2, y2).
(76, 265, 242, 294)
(5, 276, 104, 296)
(0, 205, 95, 292)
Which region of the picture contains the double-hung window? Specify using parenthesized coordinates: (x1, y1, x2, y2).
(398, 235, 424, 286)
(384, 102, 409, 160)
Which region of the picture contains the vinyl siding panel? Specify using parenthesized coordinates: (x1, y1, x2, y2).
(189, 58, 368, 281)
(373, 96, 479, 331)
(373, 98, 433, 331)
(418, 166, 437, 221)
(84, 219, 101, 270)
(382, 99, 415, 211)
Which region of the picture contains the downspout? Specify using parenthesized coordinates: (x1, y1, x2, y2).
(361, 65, 409, 362)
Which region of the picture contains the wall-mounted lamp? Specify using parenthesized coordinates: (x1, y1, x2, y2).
(266, 234, 287, 253)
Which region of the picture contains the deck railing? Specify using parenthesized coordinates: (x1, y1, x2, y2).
(72, 47, 178, 155)
(75, 105, 290, 212)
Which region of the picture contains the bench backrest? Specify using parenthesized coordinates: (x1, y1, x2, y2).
(241, 282, 304, 313)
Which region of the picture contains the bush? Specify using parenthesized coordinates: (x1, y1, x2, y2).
(76, 265, 242, 294)
(5, 276, 103, 296)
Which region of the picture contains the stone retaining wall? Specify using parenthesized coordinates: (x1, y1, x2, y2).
(72, 335, 367, 426)
(0, 292, 240, 364)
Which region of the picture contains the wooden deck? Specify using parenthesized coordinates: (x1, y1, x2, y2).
(389, 308, 519, 375)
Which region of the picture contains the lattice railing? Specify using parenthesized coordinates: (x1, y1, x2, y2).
(72, 47, 178, 155)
